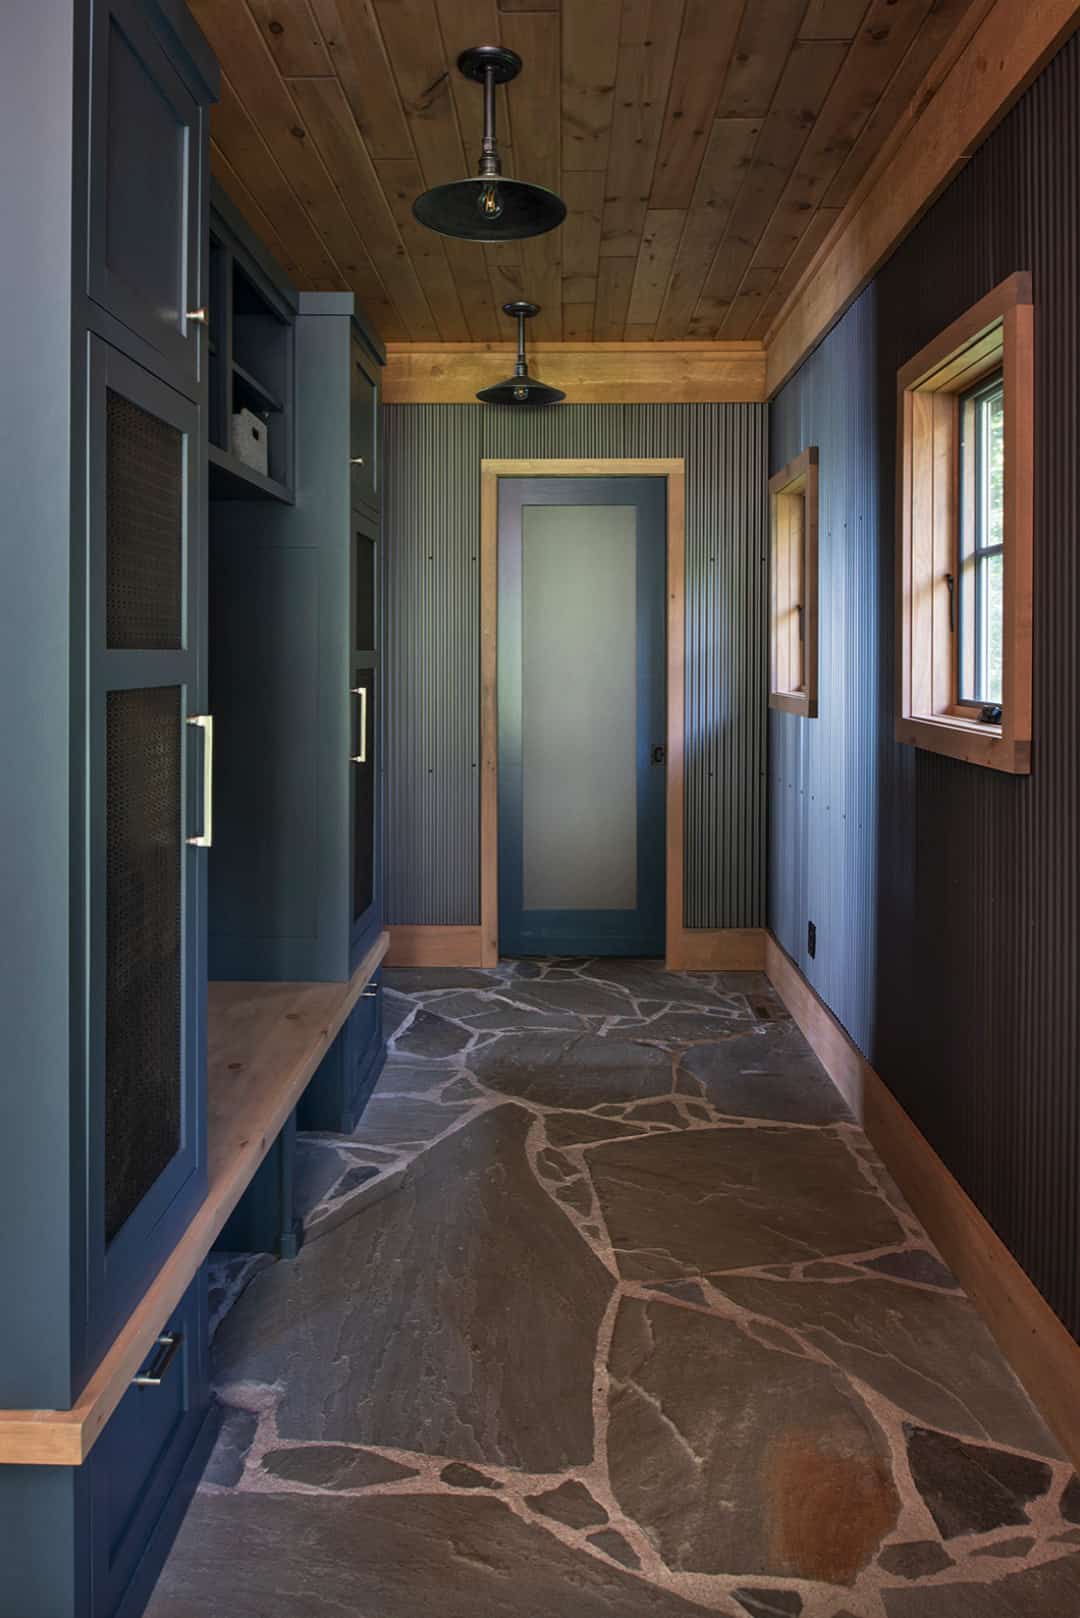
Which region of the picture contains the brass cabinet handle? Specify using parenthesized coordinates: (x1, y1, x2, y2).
(350, 685, 368, 765)
(186, 307, 209, 324)
(133, 1332, 183, 1388)
(186, 714, 214, 847)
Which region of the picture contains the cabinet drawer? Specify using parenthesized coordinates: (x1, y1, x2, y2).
(89, 1270, 212, 1618)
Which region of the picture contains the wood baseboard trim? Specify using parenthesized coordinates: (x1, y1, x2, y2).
(666, 928, 766, 972)
(764, 931, 1080, 1474)
(386, 925, 492, 968)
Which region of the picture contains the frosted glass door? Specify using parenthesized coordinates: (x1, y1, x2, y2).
(498, 477, 666, 957)
(522, 507, 638, 910)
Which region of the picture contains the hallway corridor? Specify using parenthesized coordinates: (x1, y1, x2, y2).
(150, 963, 1080, 1617)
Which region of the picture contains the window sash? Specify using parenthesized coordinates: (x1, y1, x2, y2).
(958, 372, 1005, 706)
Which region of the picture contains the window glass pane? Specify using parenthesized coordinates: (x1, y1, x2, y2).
(521, 505, 637, 912)
(984, 384, 1004, 549)
(983, 551, 1003, 704)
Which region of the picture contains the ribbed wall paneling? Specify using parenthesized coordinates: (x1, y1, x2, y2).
(381, 403, 768, 930)
(770, 34, 1080, 1338)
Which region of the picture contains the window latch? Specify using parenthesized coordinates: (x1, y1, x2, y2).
(944, 572, 955, 633)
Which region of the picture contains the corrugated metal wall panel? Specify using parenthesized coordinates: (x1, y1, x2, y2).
(770, 35, 1080, 1338)
(381, 402, 768, 930)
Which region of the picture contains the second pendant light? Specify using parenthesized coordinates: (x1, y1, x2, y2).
(476, 302, 565, 407)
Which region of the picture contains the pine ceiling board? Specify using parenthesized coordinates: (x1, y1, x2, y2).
(563, 274, 597, 302)
(290, 77, 439, 338)
(374, 157, 472, 339)
(691, 39, 847, 335)
(432, 0, 515, 177)
(746, 205, 839, 338)
(742, 0, 936, 288)
(306, 0, 415, 160)
(443, 238, 503, 340)
(653, 115, 761, 339)
(500, 9, 562, 338)
(721, 263, 781, 339)
(209, 75, 341, 286)
(498, 0, 559, 9)
(209, 139, 303, 281)
(190, 0, 404, 332)
(649, 0, 745, 210)
(799, 0, 871, 39)
(561, 0, 621, 173)
(626, 208, 685, 329)
(600, 0, 686, 259)
(717, 0, 808, 118)
(243, 0, 333, 77)
(370, 0, 470, 190)
(564, 302, 595, 341)
(594, 255, 636, 339)
(821, 0, 989, 209)
(560, 170, 604, 281)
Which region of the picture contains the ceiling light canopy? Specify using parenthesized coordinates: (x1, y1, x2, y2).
(413, 46, 566, 242)
(476, 302, 565, 407)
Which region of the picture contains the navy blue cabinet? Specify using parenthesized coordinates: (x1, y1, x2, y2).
(0, 1, 217, 1614)
(209, 292, 386, 983)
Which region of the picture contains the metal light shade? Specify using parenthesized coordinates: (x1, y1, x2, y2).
(476, 302, 565, 407)
(413, 47, 566, 243)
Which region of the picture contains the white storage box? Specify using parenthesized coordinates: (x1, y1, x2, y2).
(231, 407, 269, 477)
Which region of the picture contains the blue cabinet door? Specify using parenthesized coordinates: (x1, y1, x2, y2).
(497, 476, 668, 958)
(89, 0, 207, 393)
(80, 337, 208, 1386)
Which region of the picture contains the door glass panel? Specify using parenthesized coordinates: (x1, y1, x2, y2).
(106, 390, 183, 650)
(105, 685, 183, 1241)
(522, 506, 637, 911)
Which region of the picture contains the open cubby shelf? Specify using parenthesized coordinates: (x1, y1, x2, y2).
(232, 359, 282, 415)
(208, 442, 292, 503)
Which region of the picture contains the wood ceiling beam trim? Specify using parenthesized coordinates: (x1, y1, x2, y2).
(765, 0, 1080, 393)
(382, 342, 767, 403)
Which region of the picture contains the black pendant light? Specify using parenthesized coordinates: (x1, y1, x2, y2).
(413, 46, 566, 242)
(476, 302, 565, 407)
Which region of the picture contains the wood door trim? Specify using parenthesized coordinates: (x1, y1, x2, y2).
(480, 457, 722, 971)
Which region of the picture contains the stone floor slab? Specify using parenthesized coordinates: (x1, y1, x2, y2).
(473, 1031, 672, 1108)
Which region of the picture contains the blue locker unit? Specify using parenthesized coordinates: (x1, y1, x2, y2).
(0, 0, 218, 1613)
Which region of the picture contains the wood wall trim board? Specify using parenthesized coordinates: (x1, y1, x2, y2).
(0, 935, 389, 1468)
(382, 343, 767, 404)
(764, 0, 1080, 395)
(764, 933, 1080, 1474)
(666, 928, 767, 972)
(385, 926, 491, 969)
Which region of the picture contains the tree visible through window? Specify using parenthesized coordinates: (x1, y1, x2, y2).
(959, 373, 1005, 707)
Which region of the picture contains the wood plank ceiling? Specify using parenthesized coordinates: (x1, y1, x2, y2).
(189, 0, 982, 344)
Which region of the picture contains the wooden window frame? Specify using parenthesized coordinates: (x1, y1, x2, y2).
(896, 272, 1034, 774)
(768, 447, 818, 719)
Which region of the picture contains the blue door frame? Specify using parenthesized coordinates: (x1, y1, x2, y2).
(497, 476, 667, 958)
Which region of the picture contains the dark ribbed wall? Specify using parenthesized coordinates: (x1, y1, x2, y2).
(382, 403, 767, 930)
(770, 36, 1080, 1337)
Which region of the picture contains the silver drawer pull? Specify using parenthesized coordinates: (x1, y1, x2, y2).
(350, 456, 365, 465)
(186, 307, 209, 324)
(361, 985, 379, 999)
(133, 1332, 183, 1388)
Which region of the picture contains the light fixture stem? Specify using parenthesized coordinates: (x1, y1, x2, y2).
(479, 64, 501, 178)
(515, 310, 528, 376)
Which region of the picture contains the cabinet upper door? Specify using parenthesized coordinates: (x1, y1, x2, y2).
(89, 0, 205, 392)
(350, 337, 379, 513)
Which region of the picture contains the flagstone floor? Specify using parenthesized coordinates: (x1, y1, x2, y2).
(150, 960, 1080, 1618)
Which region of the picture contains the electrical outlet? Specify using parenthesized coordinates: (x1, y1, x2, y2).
(807, 921, 817, 959)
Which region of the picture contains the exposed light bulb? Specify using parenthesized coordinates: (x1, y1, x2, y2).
(513, 384, 529, 401)
(478, 182, 503, 220)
